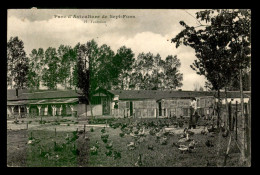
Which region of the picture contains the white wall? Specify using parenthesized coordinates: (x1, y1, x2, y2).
(216, 98, 249, 104)
(86, 104, 102, 116)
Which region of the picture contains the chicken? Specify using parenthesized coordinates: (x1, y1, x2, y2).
(137, 137, 145, 144)
(65, 133, 70, 140)
(186, 129, 195, 136)
(135, 154, 142, 167)
(71, 147, 80, 155)
(106, 141, 113, 149)
(27, 139, 35, 145)
(127, 142, 136, 150)
(90, 146, 98, 155)
(188, 140, 196, 149)
(84, 135, 90, 141)
(105, 150, 112, 156)
(201, 126, 209, 135)
(205, 140, 214, 147)
(178, 133, 190, 143)
(207, 125, 217, 133)
(147, 144, 154, 150)
(95, 141, 100, 149)
(113, 151, 121, 160)
(160, 136, 168, 145)
(138, 127, 145, 136)
(172, 142, 180, 148)
(78, 130, 84, 135)
(101, 127, 106, 133)
(119, 133, 125, 137)
(178, 145, 190, 153)
(130, 133, 138, 138)
(222, 129, 229, 138)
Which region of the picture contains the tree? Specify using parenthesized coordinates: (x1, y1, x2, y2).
(112, 46, 135, 90)
(163, 55, 183, 89)
(42, 47, 60, 89)
(57, 45, 77, 89)
(193, 81, 204, 91)
(7, 36, 29, 89)
(28, 48, 44, 90)
(228, 70, 250, 91)
(129, 53, 183, 90)
(172, 9, 251, 165)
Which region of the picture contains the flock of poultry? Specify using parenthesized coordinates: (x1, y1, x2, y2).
(24, 118, 229, 167)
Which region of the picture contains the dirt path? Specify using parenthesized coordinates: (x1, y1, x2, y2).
(7, 122, 108, 132)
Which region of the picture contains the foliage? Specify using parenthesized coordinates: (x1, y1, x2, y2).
(129, 53, 183, 90)
(41, 47, 60, 89)
(28, 48, 44, 90)
(7, 36, 29, 89)
(171, 9, 251, 92)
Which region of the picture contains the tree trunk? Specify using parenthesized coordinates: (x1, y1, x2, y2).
(239, 68, 246, 165)
(217, 89, 221, 129)
(224, 87, 229, 130)
(86, 96, 94, 120)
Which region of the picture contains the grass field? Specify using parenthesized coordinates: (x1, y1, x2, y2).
(7, 117, 243, 167)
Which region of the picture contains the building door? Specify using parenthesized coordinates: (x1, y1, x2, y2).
(130, 101, 133, 116)
(102, 97, 110, 115)
(159, 102, 162, 116)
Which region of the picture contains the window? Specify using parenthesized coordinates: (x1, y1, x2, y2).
(114, 101, 118, 109)
(126, 101, 130, 109)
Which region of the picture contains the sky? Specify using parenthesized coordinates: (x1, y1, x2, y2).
(7, 9, 207, 90)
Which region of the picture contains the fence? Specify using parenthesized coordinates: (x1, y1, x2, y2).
(221, 99, 251, 164)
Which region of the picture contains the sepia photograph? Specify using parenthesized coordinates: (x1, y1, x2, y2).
(7, 9, 251, 167)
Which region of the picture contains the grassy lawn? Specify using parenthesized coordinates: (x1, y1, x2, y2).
(7, 117, 242, 167)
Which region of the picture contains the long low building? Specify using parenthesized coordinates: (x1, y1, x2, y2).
(7, 88, 251, 118)
(90, 88, 251, 118)
(7, 89, 87, 117)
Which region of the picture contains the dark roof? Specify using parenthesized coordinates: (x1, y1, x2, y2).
(7, 89, 83, 101)
(7, 98, 78, 105)
(108, 90, 214, 100)
(107, 90, 251, 100)
(218, 91, 251, 98)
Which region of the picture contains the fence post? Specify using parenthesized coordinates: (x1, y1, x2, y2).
(55, 128, 56, 137)
(244, 103, 250, 159)
(27, 122, 28, 130)
(236, 101, 238, 141)
(228, 102, 232, 131)
(248, 98, 251, 165)
(84, 124, 86, 137)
